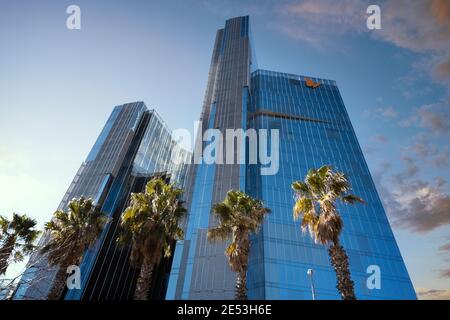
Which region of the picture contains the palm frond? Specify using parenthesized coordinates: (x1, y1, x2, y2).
(42, 198, 106, 267)
(293, 197, 313, 220)
(119, 177, 187, 266)
(341, 194, 365, 204)
(208, 190, 270, 280)
(291, 181, 311, 197)
(212, 203, 232, 223)
(316, 211, 343, 245)
(207, 226, 231, 242)
(292, 166, 364, 245)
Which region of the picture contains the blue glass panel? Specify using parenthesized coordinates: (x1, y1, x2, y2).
(85, 106, 122, 162)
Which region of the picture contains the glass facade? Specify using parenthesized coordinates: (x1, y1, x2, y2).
(167, 16, 416, 300)
(15, 102, 190, 300)
(246, 70, 416, 299)
(167, 16, 252, 300)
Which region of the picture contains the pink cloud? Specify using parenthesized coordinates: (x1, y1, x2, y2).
(274, 0, 369, 46)
(417, 288, 450, 300)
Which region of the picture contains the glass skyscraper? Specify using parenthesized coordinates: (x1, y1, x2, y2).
(166, 16, 254, 300)
(15, 102, 190, 300)
(166, 16, 416, 300)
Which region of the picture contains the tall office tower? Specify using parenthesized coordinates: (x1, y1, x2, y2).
(167, 16, 416, 299)
(15, 102, 190, 300)
(166, 16, 253, 299)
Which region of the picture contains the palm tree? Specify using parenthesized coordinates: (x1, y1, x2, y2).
(118, 178, 186, 300)
(41, 197, 107, 300)
(0, 213, 40, 275)
(207, 190, 270, 300)
(292, 165, 364, 300)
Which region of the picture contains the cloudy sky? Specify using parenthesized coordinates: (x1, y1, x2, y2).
(0, 0, 449, 299)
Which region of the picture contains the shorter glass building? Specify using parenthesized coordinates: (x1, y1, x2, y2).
(15, 102, 190, 300)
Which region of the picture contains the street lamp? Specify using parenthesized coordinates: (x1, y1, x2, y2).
(307, 268, 316, 300)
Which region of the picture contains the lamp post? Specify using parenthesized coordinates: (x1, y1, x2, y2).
(307, 268, 316, 300)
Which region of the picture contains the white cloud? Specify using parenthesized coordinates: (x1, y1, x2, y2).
(376, 107, 398, 119)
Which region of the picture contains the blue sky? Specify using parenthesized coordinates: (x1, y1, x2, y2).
(0, 0, 449, 299)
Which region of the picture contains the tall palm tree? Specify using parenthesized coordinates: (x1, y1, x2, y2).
(118, 178, 186, 300)
(292, 165, 364, 300)
(0, 213, 40, 275)
(207, 190, 270, 300)
(41, 197, 107, 300)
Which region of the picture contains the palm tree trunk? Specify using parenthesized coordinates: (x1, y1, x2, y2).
(235, 270, 248, 300)
(328, 241, 356, 300)
(235, 235, 249, 300)
(0, 236, 15, 275)
(47, 265, 69, 300)
(134, 258, 154, 300)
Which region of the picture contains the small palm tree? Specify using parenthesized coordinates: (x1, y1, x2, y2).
(0, 213, 40, 275)
(41, 197, 107, 300)
(118, 178, 186, 300)
(208, 190, 270, 300)
(292, 165, 364, 300)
